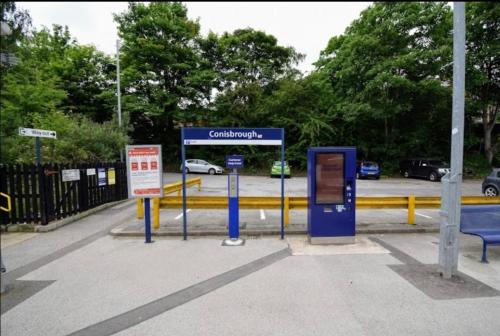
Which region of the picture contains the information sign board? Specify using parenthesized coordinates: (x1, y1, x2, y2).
(183, 128, 282, 145)
(226, 155, 244, 169)
(126, 145, 163, 198)
(108, 168, 116, 185)
(98, 168, 107, 186)
(61, 169, 80, 182)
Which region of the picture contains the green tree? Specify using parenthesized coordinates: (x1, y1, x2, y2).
(466, 2, 500, 165)
(211, 28, 303, 127)
(1, 21, 127, 163)
(114, 2, 217, 161)
(316, 2, 454, 169)
(1, 2, 32, 91)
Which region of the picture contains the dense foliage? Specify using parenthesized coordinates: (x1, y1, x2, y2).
(1, 2, 498, 174)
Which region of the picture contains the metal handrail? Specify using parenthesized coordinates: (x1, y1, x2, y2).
(136, 177, 202, 221)
(0, 192, 11, 213)
(152, 195, 500, 228)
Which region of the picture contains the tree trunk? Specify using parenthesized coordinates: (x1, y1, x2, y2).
(483, 105, 498, 165)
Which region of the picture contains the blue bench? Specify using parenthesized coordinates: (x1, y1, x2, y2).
(460, 205, 500, 263)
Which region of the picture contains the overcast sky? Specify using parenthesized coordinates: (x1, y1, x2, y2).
(18, 2, 371, 73)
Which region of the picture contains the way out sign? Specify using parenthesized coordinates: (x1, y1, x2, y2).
(126, 145, 163, 198)
(19, 127, 57, 139)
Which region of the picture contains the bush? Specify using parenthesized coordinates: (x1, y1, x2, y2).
(0, 111, 128, 163)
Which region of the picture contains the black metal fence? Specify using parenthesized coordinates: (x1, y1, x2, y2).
(0, 162, 128, 226)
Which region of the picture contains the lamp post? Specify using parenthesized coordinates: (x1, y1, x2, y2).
(116, 39, 123, 162)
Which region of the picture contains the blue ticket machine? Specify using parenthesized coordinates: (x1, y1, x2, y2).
(307, 147, 356, 244)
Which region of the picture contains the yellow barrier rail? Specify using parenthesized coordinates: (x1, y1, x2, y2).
(0, 192, 12, 213)
(136, 177, 202, 223)
(152, 195, 500, 228)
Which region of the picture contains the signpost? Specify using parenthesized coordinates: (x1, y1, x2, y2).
(126, 145, 163, 243)
(222, 155, 245, 246)
(182, 128, 285, 241)
(18, 127, 57, 164)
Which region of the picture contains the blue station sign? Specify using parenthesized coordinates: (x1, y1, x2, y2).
(226, 155, 244, 169)
(183, 128, 283, 146)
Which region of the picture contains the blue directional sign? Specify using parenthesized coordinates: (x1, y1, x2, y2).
(226, 155, 244, 169)
(183, 128, 282, 146)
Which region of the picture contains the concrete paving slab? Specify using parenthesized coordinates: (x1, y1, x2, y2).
(1, 237, 287, 336)
(2, 231, 499, 336)
(0, 232, 39, 248)
(1, 200, 136, 272)
(113, 249, 500, 336)
(287, 235, 390, 256)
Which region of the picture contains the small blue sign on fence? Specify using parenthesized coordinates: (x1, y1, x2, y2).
(226, 155, 244, 169)
(98, 168, 107, 186)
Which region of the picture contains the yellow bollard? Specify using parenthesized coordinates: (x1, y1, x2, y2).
(137, 198, 144, 219)
(177, 190, 181, 197)
(284, 197, 290, 227)
(198, 179, 201, 192)
(153, 198, 160, 230)
(408, 195, 416, 225)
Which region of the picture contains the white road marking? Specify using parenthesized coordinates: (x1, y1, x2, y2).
(175, 209, 191, 220)
(260, 209, 266, 220)
(415, 212, 432, 219)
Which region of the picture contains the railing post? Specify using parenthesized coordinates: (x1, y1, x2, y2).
(284, 196, 290, 228)
(408, 195, 416, 225)
(153, 197, 160, 230)
(137, 198, 144, 219)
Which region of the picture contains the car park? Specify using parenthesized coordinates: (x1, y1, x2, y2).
(356, 161, 380, 179)
(270, 161, 291, 178)
(180, 159, 224, 175)
(399, 158, 450, 182)
(482, 168, 500, 196)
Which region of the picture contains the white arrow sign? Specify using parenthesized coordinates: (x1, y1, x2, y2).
(19, 127, 57, 139)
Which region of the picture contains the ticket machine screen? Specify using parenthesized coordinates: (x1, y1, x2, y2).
(315, 153, 344, 204)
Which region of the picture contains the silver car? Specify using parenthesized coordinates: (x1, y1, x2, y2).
(482, 168, 500, 196)
(180, 159, 224, 175)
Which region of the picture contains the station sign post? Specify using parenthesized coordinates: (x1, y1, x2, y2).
(182, 128, 285, 241)
(224, 155, 245, 246)
(126, 145, 163, 243)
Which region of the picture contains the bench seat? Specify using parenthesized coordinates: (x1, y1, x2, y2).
(460, 205, 500, 263)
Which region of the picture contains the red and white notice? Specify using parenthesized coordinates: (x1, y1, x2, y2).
(126, 145, 163, 197)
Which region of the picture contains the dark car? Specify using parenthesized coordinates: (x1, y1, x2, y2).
(399, 158, 450, 182)
(356, 161, 380, 179)
(482, 168, 500, 196)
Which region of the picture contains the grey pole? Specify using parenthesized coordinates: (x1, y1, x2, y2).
(116, 39, 123, 162)
(438, 2, 465, 279)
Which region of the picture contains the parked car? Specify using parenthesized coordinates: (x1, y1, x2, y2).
(356, 161, 380, 179)
(482, 168, 500, 196)
(399, 158, 450, 182)
(180, 159, 224, 175)
(270, 161, 291, 178)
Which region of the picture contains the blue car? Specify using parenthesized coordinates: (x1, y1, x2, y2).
(356, 161, 380, 179)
